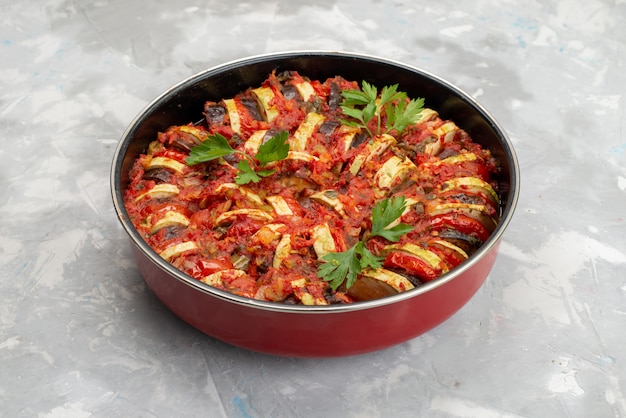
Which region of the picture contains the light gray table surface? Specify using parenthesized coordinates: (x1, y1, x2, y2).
(2, 0, 625, 417)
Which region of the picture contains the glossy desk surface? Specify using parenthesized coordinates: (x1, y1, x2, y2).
(2, 1, 625, 417)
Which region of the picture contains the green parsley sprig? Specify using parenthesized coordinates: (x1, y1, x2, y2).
(317, 196, 413, 290)
(340, 81, 425, 137)
(186, 131, 289, 185)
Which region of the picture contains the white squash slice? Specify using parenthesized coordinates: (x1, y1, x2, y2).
(159, 241, 198, 262)
(432, 121, 459, 143)
(336, 125, 360, 155)
(266, 195, 293, 216)
(290, 278, 328, 305)
(415, 108, 438, 124)
(272, 234, 292, 268)
(429, 239, 469, 261)
(200, 269, 247, 287)
(311, 223, 336, 258)
(374, 155, 418, 191)
(293, 80, 315, 102)
(291, 112, 325, 151)
(150, 211, 190, 234)
(252, 87, 279, 122)
(145, 156, 186, 174)
(310, 190, 347, 218)
(433, 152, 478, 166)
(178, 125, 209, 142)
(360, 268, 415, 293)
(135, 183, 179, 202)
(214, 209, 274, 227)
(348, 133, 396, 176)
(282, 151, 319, 163)
(243, 129, 268, 155)
(215, 183, 264, 206)
(441, 177, 499, 206)
(223, 98, 241, 134)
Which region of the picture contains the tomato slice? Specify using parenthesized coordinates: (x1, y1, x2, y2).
(429, 213, 491, 242)
(427, 239, 468, 269)
(197, 258, 235, 276)
(383, 252, 440, 282)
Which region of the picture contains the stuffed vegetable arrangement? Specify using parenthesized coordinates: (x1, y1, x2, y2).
(123, 70, 500, 305)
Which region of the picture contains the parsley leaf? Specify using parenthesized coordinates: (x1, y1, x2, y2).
(339, 87, 373, 106)
(186, 133, 234, 165)
(356, 242, 384, 271)
(256, 131, 289, 166)
(235, 161, 277, 185)
(317, 197, 413, 291)
(385, 97, 425, 134)
(370, 196, 414, 241)
(318, 245, 362, 291)
(234, 160, 261, 185)
(340, 81, 424, 137)
(186, 130, 289, 185)
(319, 242, 383, 290)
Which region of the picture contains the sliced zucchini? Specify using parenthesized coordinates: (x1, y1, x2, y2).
(150, 211, 190, 234)
(310, 190, 346, 218)
(311, 223, 337, 258)
(423, 138, 442, 156)
(264, 151, 319, 167)
(178, 125, 209, 142)
(231, 253, 251, 270)
(433, 152, 478, 166)
(272, 233, 292, 268)
(243, 129, 268, 155)
(403, 197, 420, 211)
(415, 108, 438, 124)
(429, 239, 469, 261)
(360, 268, 415, 293)
(290, 278, 328, 305)
(135, 183, 179, 202)
(145, 156, 186, 174)
(336, 125, 360, 154)
(200, 269, 247, 287)
(159, 241, 198, 262)
(214, 208, 274, 227)
(293, 80, 315, 102)
(251, 87, 279, 122)
(422, 122, 458, 156)
(215, 183, 264, 206)
(348, 133, 397, 176)
(282, 151, 319, 162)
(291, 112, 325, 151)
(374, 155, 418, 191)
(441, 177, 499, 206)
(266, 195, 294, 216)
(432, 121, 458, 143)
(223, 98, 241, 134)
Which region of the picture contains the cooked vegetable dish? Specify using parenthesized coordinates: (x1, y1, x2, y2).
(123, 71, 500, 304)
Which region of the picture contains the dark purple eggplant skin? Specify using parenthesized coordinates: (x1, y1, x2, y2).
(204, 102, 227, 128)
(143, 168, 172, 183)
(240, 95, 264, 121)
(328, 81, 343, 110)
